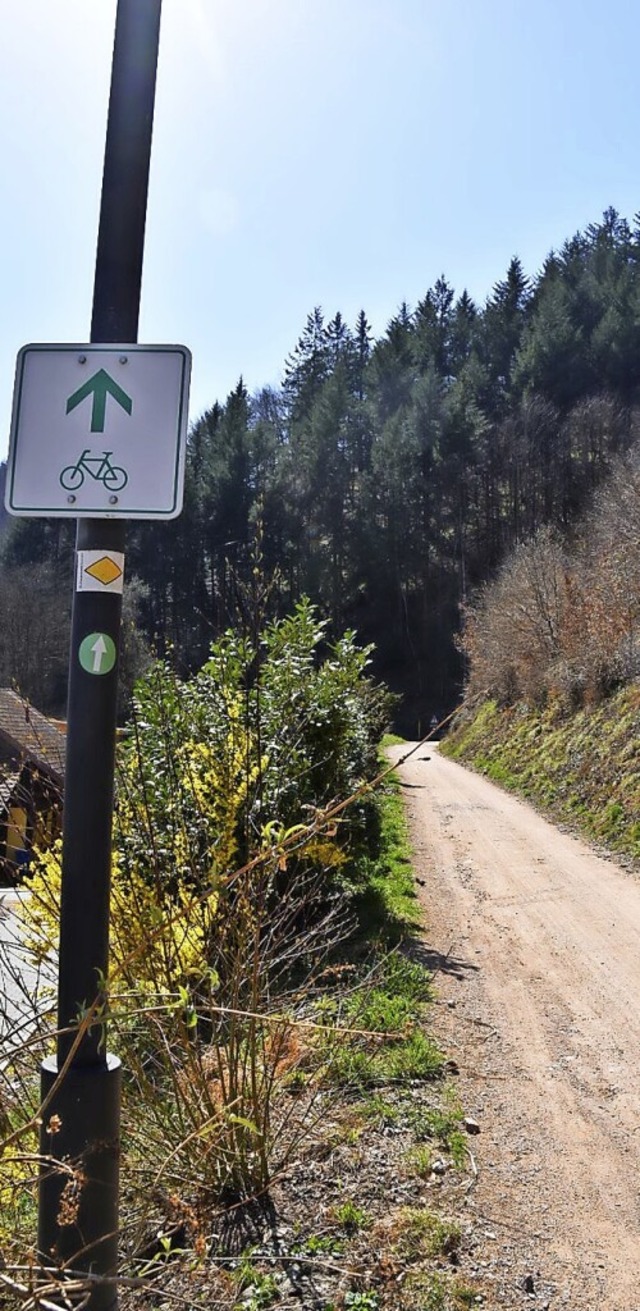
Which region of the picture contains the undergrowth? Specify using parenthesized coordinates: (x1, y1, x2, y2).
(0, 603, 478, 1311)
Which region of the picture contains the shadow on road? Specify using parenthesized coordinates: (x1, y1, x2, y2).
(407, 938, 479, 982)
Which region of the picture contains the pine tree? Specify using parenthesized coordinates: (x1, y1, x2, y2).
(449, 290, 478, 376)
(413, 276, 455, 377)
(482, 256, 530, 406)
(368, 306, 415, 423)
(283, 307, 329, 423)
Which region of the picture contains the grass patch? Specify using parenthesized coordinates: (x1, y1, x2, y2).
(402, 1271, 479, 1310)
(405, 1143, 436, 1178)
(316, 943, 443, 1091)
(332, 1200, 371, 1233)
(409, 1101, 467, 1167)
(359, 1094, 402, 1127)
(231, 1260, 279, 1309)
(391, 1207, 461, 1261)
(321, 1028, 444, 1089)
(291, 1232, 345, 1257)
(380, 1031, 444, 1081)
(356, 757, 423, 936)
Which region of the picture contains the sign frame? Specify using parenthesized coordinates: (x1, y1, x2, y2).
(5, 341, 191, 520)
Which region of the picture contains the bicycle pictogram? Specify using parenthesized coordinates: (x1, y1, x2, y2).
(59, 449, 128, 492)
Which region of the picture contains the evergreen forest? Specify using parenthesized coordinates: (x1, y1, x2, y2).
(2, 207, 640, 730)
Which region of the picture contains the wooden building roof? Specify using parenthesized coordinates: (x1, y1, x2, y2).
(0, 690, 65, 785)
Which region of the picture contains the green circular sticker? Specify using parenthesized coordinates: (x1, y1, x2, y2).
(79, 632, 117, 676)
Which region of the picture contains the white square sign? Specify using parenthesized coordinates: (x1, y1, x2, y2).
(5, 343, 192, 519)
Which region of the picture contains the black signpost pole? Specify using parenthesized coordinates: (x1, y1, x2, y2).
(37, 4, 163, 1306)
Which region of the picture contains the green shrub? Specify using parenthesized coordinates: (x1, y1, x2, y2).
(116, 598, 393, 902)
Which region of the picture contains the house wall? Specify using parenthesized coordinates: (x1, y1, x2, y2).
(6, 804, 28, 864)
(0, 765, 62, 882)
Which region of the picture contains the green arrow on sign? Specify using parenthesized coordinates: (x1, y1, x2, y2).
(66, 368, 133, 433)
(79, 632, 117, 675)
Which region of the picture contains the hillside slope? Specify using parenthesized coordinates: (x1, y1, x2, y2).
(442, 688, 640, 866)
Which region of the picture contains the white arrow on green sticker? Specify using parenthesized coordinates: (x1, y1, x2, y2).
(79, 632, 117, 675)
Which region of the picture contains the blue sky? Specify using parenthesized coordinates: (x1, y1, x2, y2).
(1, 0, 639, 458)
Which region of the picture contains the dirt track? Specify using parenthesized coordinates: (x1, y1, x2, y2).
(389, 742, 640, 1311)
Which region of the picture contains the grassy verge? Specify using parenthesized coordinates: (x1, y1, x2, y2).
(443, 687, 640, 863)
(355, 743, 423, 937)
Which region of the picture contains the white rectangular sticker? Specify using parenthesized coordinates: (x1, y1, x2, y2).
(76, 550, 125, 594)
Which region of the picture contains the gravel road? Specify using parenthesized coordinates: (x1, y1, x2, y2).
(389, 742, 640, 1311)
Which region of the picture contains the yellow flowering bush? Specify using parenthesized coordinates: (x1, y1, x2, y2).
(20, 840, 219, 1000)
(7, 603, 393, 1218)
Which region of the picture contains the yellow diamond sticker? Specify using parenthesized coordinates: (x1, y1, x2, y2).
(85, 555, 123, 586)
(76, 550, 125, 593)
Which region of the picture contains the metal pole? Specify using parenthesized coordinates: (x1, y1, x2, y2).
(38, 4, 163, 1306)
